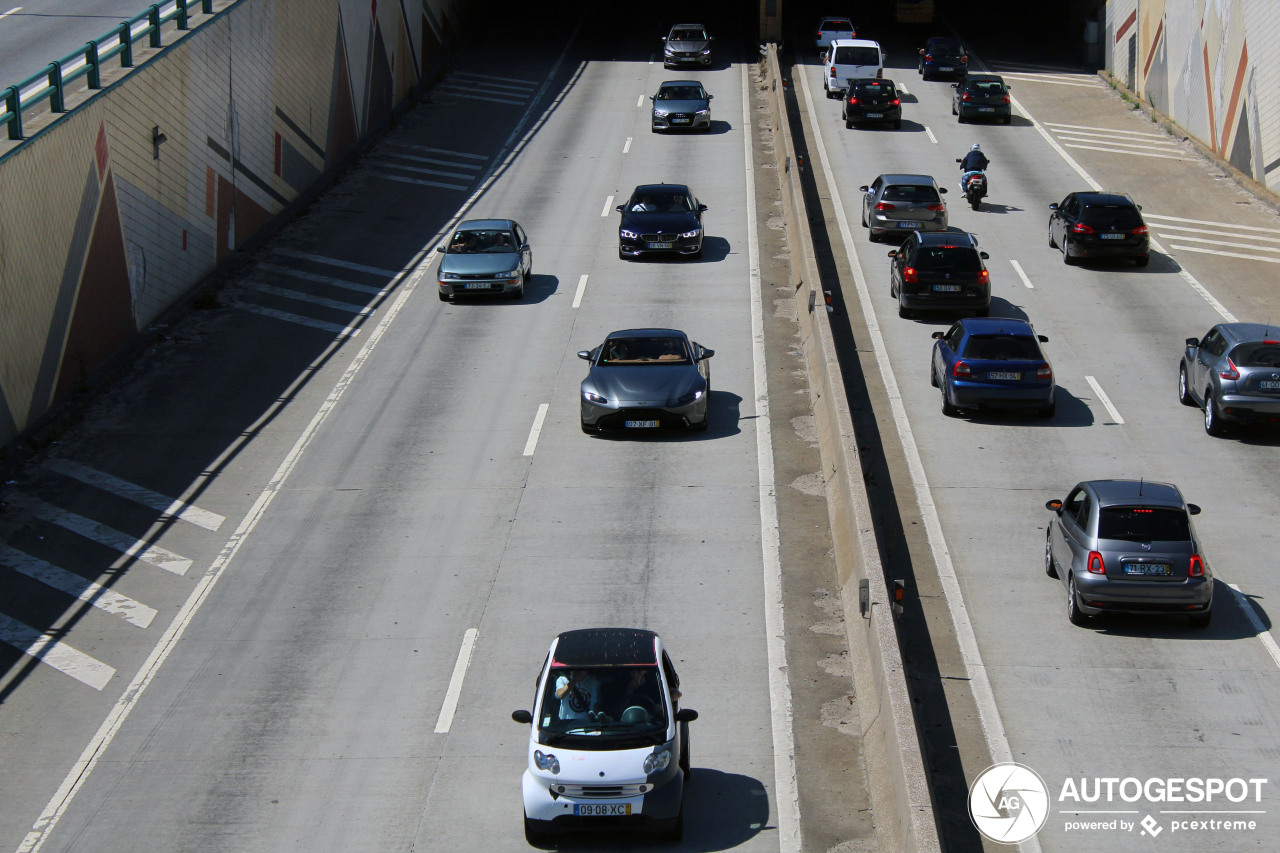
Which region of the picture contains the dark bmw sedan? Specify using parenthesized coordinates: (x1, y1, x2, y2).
(579, 329, 714, 433)
(617, 184, 707, 260)
(1048, 191, 1150, 266)
(931, 318, 1055, 417)
(843, 78, 901, 129)
(651, 80, 712, 132)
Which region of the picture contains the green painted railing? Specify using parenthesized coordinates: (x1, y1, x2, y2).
(0, 0, 219, 141)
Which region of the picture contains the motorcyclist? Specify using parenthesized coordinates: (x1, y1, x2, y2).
(959, 143, 989, 192)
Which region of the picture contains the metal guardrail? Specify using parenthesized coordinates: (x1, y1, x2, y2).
(0, 0, 218, 141)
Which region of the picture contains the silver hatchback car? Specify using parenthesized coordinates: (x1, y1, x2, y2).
(860, 174, 949, 242)
(1044, 480, 1212, 628)
(1179, 322, 1280, 435)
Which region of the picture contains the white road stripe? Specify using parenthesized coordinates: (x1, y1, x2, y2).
(601, 195, 614, 217)
(999, 75, 1104, 89)
(370, 172, 470, 191)
(255, 264, 388, 296)
(1009, 259, 1035, 288)
(5, 493, 193, 575)
(1, 8, 23, 20)
(382, 151, 484, 170)
(523, 404, 549, 456)
(623, 137, 632, 154)
(270, 249, 400, 276)
(389, 144, 488, 160)
(449, 72, 537, 89)
(235, 303, 362, 337)
(434, 628, 479, 733)
(572, 274, 588, 308)
(0, 614, 115, 690)
(1144, 212, 1280, 233)
(1228, 584, 1280, 672)
(924, 126, 937, 144)
(248, 284, 373, 315)
(1084, 376, 1124, 424)
(897, 82, 910, 95)
(1155, 233, 1280, 253)
(1053, 131, 1180, 150)
(637, 94, 643, 108)
(379, 162, 477, 181)
(1061, 142, 1185, 160)
(1044, 121, 1166, 137)
(1170, 244, 1280, 264)
(1151, 225, 1280, 245)
(436, 87, 526, 106)
(0, 545, 156, 628)
(43, 459, 224, 532)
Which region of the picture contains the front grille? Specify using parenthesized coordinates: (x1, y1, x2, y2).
(458, 272, 498, 280)
(665, 113, 693, 122)
(598, 408, 687, 430)
(557, 784, 647, 798)
(640, 232, 679, 242)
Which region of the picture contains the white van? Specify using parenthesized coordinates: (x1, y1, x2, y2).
(512, 628, 698, 842)
(822, 38, 885, 98)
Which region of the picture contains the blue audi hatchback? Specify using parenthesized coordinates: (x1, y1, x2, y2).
(930, 318, 1055, 417)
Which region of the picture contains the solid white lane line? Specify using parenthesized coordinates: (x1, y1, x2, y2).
(1009, 259, 1035, 288)
(1170, 244, 1280, 264)
(997, 75, 1103, 89)
(623, 136, 632, 154)
(1084, 376, 1124, 424)
(434, 628, 479, 734)
(924, 126, 937, 144)
(1228, 585, 1280, 672)
(744, 62, 800, 853)
(43, 459, 225, 532)
(270, 249, 401, 277)
(572, 274, 588, 308)
(249, 284, 374, 315)
(600, 195, 614, 217)
(5, 493, 192, 576)
(235, 303, 362, 337)
(1145, 212, 1280, 232)
(0, 545, 156, 628)
(0, 614, 115, 691)
(523, 404, 549, 457)
(255, 264, 388, 296)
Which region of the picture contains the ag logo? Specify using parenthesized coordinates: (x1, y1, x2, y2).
(969, 762, 1050, 843)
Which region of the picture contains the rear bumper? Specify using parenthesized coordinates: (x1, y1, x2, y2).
(922, 62, 966, 78)
(899, 288, 989, 312)
(845, 106, 901, 123)
(1073, 575, 1212, 615)
(958, 104, 1011, 121)
(1216, 393, 1280, 423)
(870, 215, 947, 238)
(1064, 238, 1149, 260)
(947, 381, 1053, 409)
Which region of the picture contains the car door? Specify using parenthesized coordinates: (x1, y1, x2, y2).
(513, 223, 531, 274)
(1051, 194, 1072, 245)
(933, 322, 963, 383)
(864, 177, 882, 221)
(1052, 486, 1090, 579)
(1196, 327, 1229, 401)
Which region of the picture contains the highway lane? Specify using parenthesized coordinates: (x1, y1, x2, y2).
(795, 20, 1280, 853)
(0, 1, 156, 88)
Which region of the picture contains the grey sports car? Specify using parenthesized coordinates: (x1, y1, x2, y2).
(651, 80, 712, 132)
(579, 329, 714, 433)
(436, 218, 532, 301)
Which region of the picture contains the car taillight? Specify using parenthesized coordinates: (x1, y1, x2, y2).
(1071, 222, 1095, 234)
(890, 98, 900, 106)
(904, 267, 918, 283)
(961, 55, 969, 63)
(876, 68, 883, 79)
(924, 53, 933, 61)
(1219, 358, 1240, 380)
(1001, 95, 1010, 103)
(1264, 340, 1279, 345)
(952, 360, 971, 378)
(961, 92, 971, 102)
(829, 67, 837, 79)
(926, 203, 946, 212)
(848, 97, 859, 105)
(1131, 224, 1148, 235)
(875, 202, 896, 211)
(1087, 551, 1106, 574)
(977, 269, 989, 285)
(1189, 554, 1205, 577)
(1037, 364, 1053, 379)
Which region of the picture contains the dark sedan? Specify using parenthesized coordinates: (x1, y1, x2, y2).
(579, 329, 714, 433)
(436, 219, 532, 301)
(1048, 191, 1150, 266)
(918, 36, 967, 80)
(843, 78, 901, 129)
(1045, 480, 1212, 628)
(1180, 322, 1280, 435)
(617, 184, 707, 260)
(651, 80, 712, 132)
(888, 229, 989, 317)
(952, 73, 1012, 124)
(931, 318, 1055, 417)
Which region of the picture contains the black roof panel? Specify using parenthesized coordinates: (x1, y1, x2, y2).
(552, 628, 658, 666)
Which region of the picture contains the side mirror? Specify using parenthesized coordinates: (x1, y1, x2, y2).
(709, 35, 716, 41)
(615, 204, 625, 214)
(1045, 499, 1063, 512)
(701, 347, 715, 359)
(859, 185, 870, 192)
(649, 95, 655, 101)
(511, 710, 533, 724)
(675, 708, 699, 723)
(1187, 504, 1202, 516)
(931, 331, 946, 340)
(577, 350, 592, 361)
(939, 187, 948, 194)
(436, 245, 446, 253)
(887, 250, 898, 257)
(698, 203, 708, 212)
(979, 251, 989, 259)
(1137, 204, 1143, 210)
(706, 94, 713, 100)
(1038, 335, 1049, 343)
(1049, 203, 1060, 211)
(955, 158, 963, 164)
(1185, 337, 1200, 348)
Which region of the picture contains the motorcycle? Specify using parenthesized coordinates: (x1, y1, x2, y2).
(956, 158, 987, 210)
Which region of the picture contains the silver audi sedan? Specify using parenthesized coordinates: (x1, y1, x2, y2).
(579, 329, 713, 434)
(1044, 480, 1212, 628)
(1179, 322, 1280, 436)
(650, 80, 712, 132)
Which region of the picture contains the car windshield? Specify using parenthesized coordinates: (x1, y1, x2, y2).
(852, 81, 894, 96)
(961, 335, 1042, 360)
(1097, 507, 1191, 541)
(628, 192, 693, 213)
(834, 46, 880, 65)
(599, 337, 691, 365)
(1229, 342, 1280, 367)
(658, 86, 704, 100)
(670, 28, 705, 40)
(912, 247, 981, 272)
(447, 229, 514, 253)
(537, 666, 669, 745)
(882, 184, 939, 203)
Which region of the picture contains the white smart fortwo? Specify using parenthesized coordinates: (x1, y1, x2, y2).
(511, 628, 697, 842)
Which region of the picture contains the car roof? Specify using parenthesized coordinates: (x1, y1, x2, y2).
(1083, 479, 1185, 509)
(917, 230, 977, 247)
(605, 328, 686, 339)
(964, 73, 1005, 83)
(878, 173, 939, 185)
(1217, 322, 1280, 342)
(1073, 192, 1138, 206)
(819, 16, 852, 24)
(632, 183, 691, 195)
(457, 218, 513, 229)
(670, 23, 706, 29)
(552, 628, 659, 666)
(927, 36, 963, 46)
(830, 38, 881, 48)
(658, 79, 701, 87)
(959, 317, 1036, 336)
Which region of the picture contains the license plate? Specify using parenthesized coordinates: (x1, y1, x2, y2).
(866, 112, 882, 118)
(464, 282, 491, 290)
(647, 242, 672, 249)
(575, 804, 631, 817)
(978, 107, 994, 112)
(939, 66, 953, 72)
(1100, 233, 1125, 240)
(672, 117, 690, 124)
(897, 221, 921, 228)
(1124, 563, 1171, 576)
(987, 371, 1021, 380)
(1260, 380, 1280, 390)
(932, 284, 960, 292)
(625, 420, 659, 428)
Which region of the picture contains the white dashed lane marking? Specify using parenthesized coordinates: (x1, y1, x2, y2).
(1085, 376, 1125, 425)
(523, 404, 550, 456)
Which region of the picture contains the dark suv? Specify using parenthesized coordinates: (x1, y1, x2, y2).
(843, 78, 901, 129)
(1048, 191, 1150, 266)
(888, 230, 990, 318)
(918, 37, 968, 80)
(1180, 322, 1280, 435)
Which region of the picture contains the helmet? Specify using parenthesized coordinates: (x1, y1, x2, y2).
(971, 143, 982, 151)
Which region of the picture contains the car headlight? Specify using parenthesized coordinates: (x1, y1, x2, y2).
(672, 388, 704, 407)
(583, 390, 607, 404)
(534, 750, 560, 774)
(619, 229, 639, 240)
(679, 227, 702, 239)
(643, 744, 673, 775)
(664, 47, 675, 56)
(695, 109, 710, 117)
(700, 48, 711, 55)
(440, 272, 459, 280)
(653, 109, 668, 118)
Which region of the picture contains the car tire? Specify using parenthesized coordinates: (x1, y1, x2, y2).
(679, 724, 692, 777)
(1048, 223, 1057, 248)
(940, 383, 957, 416)
(951, 101, 956, 115)
(619, 248, 628, 261)
(957, 112, 966, 124)
(974, 306, 990, 317)
(1044, 531, 1059, 578)
(1003, 115, 1012, 125)
(845, 116, 853, 129)
(1067, 575, 1090, 626)
(930, 364, 939, 387)
(898, 301, 911, 319)
(1038, 398, 1056, 419)
(581, 421, 595, 434)
(1178, 365, 1196, 406)
(664, 806, 684, 842)
(861, 207, 868, 227)
(1188, 610, 1212, 629)
(510, 283, 523, 300)
(1204, 390, 1227, 437)
(1062, 242, 1076, 266)
(893, 119, 902, 130)
(1135, 254, 1150, 267)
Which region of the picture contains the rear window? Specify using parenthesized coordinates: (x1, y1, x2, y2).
(852, 81, 895, 96)
(882, 184, 940, 203)
(822, 20, 854, 31)
(834, 46, 881, 66)
(961, 335, 1042, 360)
(969, 80, 1006, 94)
(1081, 203, 1141, 224)
(929, 40, 963, 52)
(911, 247, 981, 273)
(1098, 507, 1191, 541)
(1230, 342, 1280, 367)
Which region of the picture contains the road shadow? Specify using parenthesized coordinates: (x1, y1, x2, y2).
(1085, 579, 1266, 640)
(441, 274, 560, 306)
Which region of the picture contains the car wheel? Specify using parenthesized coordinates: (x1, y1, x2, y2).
(1062, 241, 1076, 266)
(1067, 575, 1090, 626)
(861, 207, 868, 227)
(940, 383, 957, 416)
(1204, 390, 1227, 436)
(1038, 397, 1056, 419)
(845, 115, 853, 129)
(957, 112, 966, 124)
(1044, 530, 1059, 578)
(893, 119, 902, 130)
(898, 300, 911, 319)
(974, 306, 990, 317)
(510, 283, 523, 300)
(1135, 254, 1150, 267)
(664, 806, 684, 842)
(929, 364, 938, 387)
(679, 724, 692, 777)
(1188, 610, 1212, 629)
(1003, 115, 1012, 125)
(1048, 222, 1057, 248)
(1178, 365, 1196, 406)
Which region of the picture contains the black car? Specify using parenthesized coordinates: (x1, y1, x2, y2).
(843, 78, 901, 129)
(1048, 191, 1150, 266)
(918, 36, 968, 80)
(952, 73, 1011, 124)
(616, 184, 707, 260)
(888, 229, 990, 318)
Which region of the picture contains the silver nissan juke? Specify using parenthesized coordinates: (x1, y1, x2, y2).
(579, 329, 713, 434)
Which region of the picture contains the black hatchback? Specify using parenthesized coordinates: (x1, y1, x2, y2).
(918, 36, 967, 80)
(1048, 191, 1150, 267)
(952, 73, 1011, 124)
(843, 78, 901, 129)
(888, 230, 991, 318)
